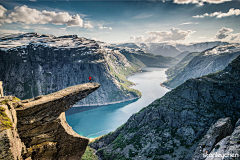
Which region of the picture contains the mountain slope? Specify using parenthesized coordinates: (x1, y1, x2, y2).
(175, 51, 190, 59)
(163, 44, 240, 88)
(118, 48, 179, 68)
(165, 52, 200, 80)
(90, 55, 240, 160)
(0, 33, 142, 106)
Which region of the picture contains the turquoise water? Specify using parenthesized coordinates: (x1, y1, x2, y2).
(65, 67, 170, 138)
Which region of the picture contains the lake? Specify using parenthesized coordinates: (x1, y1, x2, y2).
(65, 67, 170, 138)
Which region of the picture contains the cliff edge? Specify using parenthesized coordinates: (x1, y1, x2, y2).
(0, 82, 100, 160)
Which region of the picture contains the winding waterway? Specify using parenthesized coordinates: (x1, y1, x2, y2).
(65, 67, 170, 138)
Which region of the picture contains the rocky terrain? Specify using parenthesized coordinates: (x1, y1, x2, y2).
(0, 33, 145, 106)
(192, 117, 240, 160)
(163, 44, 240, 88)
(90, 55, 240, 160)
(165, 52, 200, 80)
(0, 82, 100, 159)
(115, 41, 228, 57)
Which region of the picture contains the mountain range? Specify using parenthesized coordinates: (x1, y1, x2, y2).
(90, 54, 240, 160)
(114, 41, 229, 57)
(163, 44, 240, 88)
(0, 33, 178, 106)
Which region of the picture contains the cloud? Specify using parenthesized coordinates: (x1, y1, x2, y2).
(193, 8, 240, 18)
(0, 5, 7, 24)
(173, 0, 231, 6)
(198, 36, 207, 38)
(0, 5, 92, 28)
(130, 35, 145, 42)
(23, 26, 30, 29)
(98, 25, 112, 30)
(29, 0, 37, 2)
(215, 27, 233, 39)
(0, 29, 24, 34)
(214, 27, 240, 41)
(180, 22, 199, 25)
(133, 14, 153, 19)
(84, 21, 94, 28)
(147, 28, 195, 41)
(230, 34, 240, 40)
(130, 28, 195, 42)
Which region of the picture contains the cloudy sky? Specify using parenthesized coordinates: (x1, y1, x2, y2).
(0, 0, 240, 43)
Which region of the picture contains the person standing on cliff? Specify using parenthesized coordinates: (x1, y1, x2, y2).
(88, 76, 95, 83)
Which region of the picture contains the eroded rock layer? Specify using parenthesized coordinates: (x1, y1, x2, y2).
(0, 82, 100, 160)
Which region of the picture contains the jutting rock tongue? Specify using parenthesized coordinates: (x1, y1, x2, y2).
(15, 83, 100, 160)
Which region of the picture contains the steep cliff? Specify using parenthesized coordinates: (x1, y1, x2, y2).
(0, 82, 100, 160)
(163, 44, 240, 88)
(0, 33, 141, 106)
(165, 52, 200, 80)
(192, 117, 240, 160)
(90, 55, 240, 160)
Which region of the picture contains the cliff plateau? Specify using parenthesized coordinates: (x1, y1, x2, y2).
(0, 82, 100, 160)
(0, 33, 142, 106)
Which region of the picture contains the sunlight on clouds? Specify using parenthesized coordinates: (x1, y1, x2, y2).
(84, 21, 94, 28)
(180, 22, 199, 25)
(174, 0, 231, 6)
(130, 28, 195, 42)
(98, 25, 112, 30)
(23, 26, 30, 29)
(0, 29, 24, 34)
(0, 5, 94, 28)
(193, 8, 240, 18)
(215, 27, 240, 41)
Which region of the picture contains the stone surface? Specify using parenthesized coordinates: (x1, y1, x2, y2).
(14, 82, 100, 159)
(0, 81, 3, 97)
(192, 117, 233, 160)
(193, 118, 240, 160)
(0, 98, 25, 160)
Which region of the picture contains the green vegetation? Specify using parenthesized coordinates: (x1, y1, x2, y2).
(121, 50, 179, 68)
(112, 133, 126, 150)
(107, 63, 141, 102)
(0, 99, 9, 105)
(12, 96, 20, 102)
(0, 106, 13, 131)
(81, 146, 99, 160)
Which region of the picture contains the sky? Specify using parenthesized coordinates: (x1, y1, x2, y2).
(0, 0, 240, 44)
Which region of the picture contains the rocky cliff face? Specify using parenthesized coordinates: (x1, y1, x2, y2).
(0, 33, 142, 106)
(90, 55, 240, 160)
(163, 44, 240, 88)
(0, 82, 100, 159)
(165, 52, 200, 80)
(192, 117, 240, 160)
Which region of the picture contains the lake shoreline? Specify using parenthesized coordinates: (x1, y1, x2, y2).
(66, 67, 170, 138)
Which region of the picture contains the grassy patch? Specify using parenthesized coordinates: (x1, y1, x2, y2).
(0, 106, 13, 131)
(82, 146, 99, 160)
